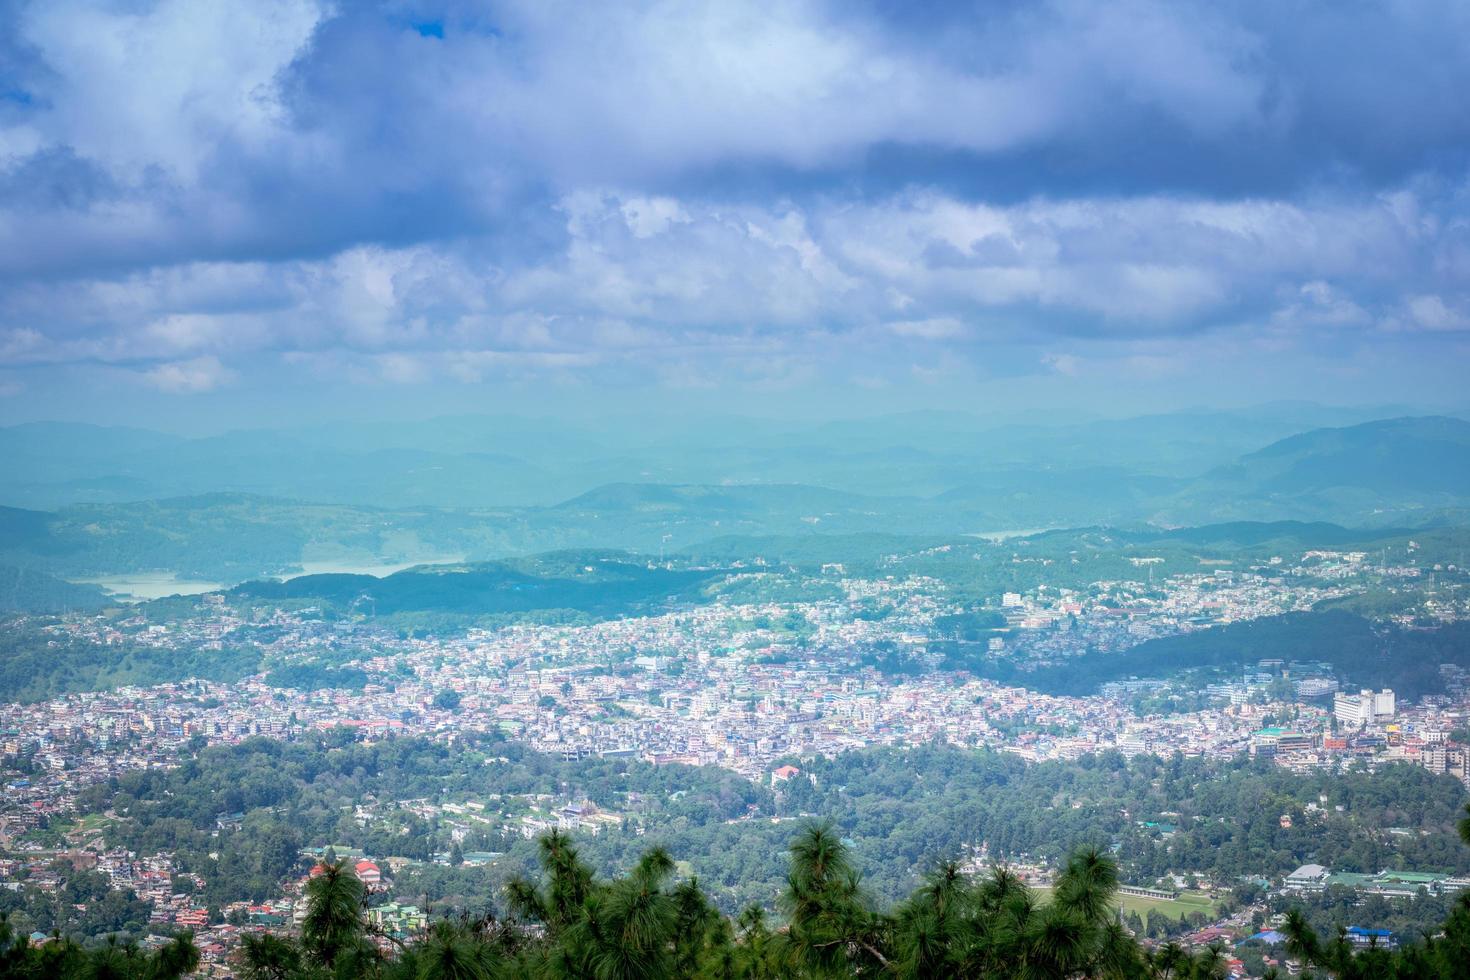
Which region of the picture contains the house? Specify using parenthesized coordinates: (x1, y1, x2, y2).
(1345, 926, 1395, 949)
(1284, 864, 1330, 892)
(354, 860, 382, 887)
(771, 765, 801, 785)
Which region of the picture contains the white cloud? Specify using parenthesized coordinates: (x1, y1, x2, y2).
(3, 180, 1466, 390)
(1041, 352, 1082, 376)
(140, 355, 234, 393)
(888, 318, 967, 340)
(1405, 294, 1470, 332)
(17, 0, 324, 180)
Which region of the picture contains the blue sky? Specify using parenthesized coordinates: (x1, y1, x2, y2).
(1, 0, 1468, 430)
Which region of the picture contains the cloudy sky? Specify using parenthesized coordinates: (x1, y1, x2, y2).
(2, 0, 1469, 429)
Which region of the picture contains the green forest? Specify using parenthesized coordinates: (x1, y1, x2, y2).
(948, 611, 1470, 699)
(0, 621, 262, 703)
(7, 815, 1470, 980)
(9, 734, 1464, 941)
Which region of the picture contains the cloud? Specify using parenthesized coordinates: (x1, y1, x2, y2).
(140, 355, 234, 393)
(1404, 294, 1470, 332)
(4, 1, 1470, 277)
(888, 318, 968, 341)
(3, 181, 1467, 392)
(0, 1, 1467, 404)
(1041, 352, 1081, 377)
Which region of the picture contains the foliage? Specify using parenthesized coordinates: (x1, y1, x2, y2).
(81, 735, 1469, 919)
(0, 916, 198, 980)
(266, 662, 371, 692)
(0, 618, 262, 702)
(986, 611, 1470, 699)
(231, 826, 1251, 980)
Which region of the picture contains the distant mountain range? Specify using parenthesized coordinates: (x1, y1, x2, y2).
(1, 412, 1468, 593)
(0, 403, 1445, 509)
(1164, 415, 1470, 525)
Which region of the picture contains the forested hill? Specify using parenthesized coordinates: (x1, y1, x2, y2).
(970, 611, 1470, 699)
(230, 552, 727, 617)
(2, 416, 1470, 589)
(0, 564, 107, 614)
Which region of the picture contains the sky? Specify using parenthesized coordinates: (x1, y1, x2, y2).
(1, 0, 1469, 431)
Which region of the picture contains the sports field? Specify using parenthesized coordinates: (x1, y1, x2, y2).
(1035, 885, 1218, 922)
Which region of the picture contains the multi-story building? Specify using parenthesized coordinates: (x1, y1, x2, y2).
(1334, 689, 1395, 727)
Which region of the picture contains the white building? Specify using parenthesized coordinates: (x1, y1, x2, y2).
(1285, 864, 1331, 892)
(1334, 689, 1395, 726)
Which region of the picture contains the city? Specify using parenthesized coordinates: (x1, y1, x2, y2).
(4, 1, 1470, 977)
(3, 539, 1468, 974)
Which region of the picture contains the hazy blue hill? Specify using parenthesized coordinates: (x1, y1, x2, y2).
(0, 563, 109, 613)
(0, 504, 58, 550)
(0, 422, 587, 508)
(277, 414, 608, 458)
(1, 403, 1436, 511)
(233, 552, 725, 617)
(935, 466, 1183, 528)
(1150, 417, 1470, 526)
(101, 441, 566, 509)
(0, 424, 189, 505)
(552, 481, 879, 515)
(800, 404, 1414, 477)
(0, 494, 408, 581)
(804, 410, 993, 452)
(0, 421, 185, 458)
(682, 532, 948, 566)
(6, 410, 1470, 586)
(1223, 416, 1470, 494)
(1131, 520, 1413, 548)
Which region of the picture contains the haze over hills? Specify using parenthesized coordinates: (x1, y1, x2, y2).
(10, 4, 1470, 970)
(1, 411, 1469, 596)
(0, 403, 1447, 510)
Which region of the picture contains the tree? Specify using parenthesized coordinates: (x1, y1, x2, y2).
(780, 823, 888, 975)
(299, 860, 373, 971)
(0, 916, 199, 979)
(220, 822, 1470, 980)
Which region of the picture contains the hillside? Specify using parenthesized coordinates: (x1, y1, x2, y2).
(3, 415, 1470, 586)
(997, 611, 1470, 699)
(0, 564, 109, 613)
(231, 551, 728, 618)
(1179, 416, 1470, 519)
(0, 404, 1429, 511)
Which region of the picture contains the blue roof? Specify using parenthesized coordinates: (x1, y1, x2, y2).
(1247, 930, 1286, 944)
(1346, 927, 1392, 937)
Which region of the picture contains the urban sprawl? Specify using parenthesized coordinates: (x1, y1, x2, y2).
(3, 546, 1468, 974)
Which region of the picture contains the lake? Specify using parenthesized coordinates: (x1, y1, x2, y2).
(74, 572, 226, 602)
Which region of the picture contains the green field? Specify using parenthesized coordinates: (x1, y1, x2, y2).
(1036, 885, 1218, 922)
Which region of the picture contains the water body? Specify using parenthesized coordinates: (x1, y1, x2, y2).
(74, 555, 466, 602)
(966, 528, 1054, 542)
(285, 555, 467, 579)
(74, 572, 226, 602)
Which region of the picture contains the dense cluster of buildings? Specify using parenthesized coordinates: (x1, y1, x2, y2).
(2, 546, 1467, 973)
